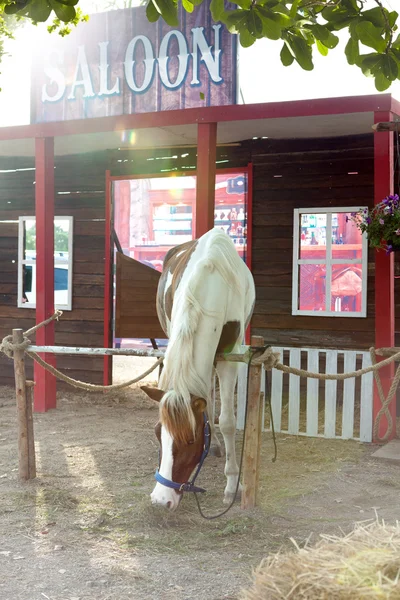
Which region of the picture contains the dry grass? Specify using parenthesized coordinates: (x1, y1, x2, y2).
(240, 520, 400, 600)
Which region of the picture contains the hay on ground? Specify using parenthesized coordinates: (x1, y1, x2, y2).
(240, 520, 400, 600)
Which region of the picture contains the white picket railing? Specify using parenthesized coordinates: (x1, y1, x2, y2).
(236, 347, 374, 442)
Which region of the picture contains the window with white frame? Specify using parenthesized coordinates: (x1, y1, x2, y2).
(292, 208, 368, 317)
(18, 216, 73, 310)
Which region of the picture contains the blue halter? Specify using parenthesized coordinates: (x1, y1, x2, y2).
(155, 413, 211, 494)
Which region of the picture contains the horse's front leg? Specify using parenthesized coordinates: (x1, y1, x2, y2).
(216, 361, 241, 503)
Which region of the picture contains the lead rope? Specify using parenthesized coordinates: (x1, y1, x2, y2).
(193, 347, 277, 520)
(265, 364, 277, 463)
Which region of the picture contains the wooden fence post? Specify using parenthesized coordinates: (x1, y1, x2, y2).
(13, 328, 35, 480)
(241, 335, 264, 510)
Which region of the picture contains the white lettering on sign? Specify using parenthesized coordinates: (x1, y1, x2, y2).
(98, 41, 120, 96)
(41, 49, 66, 103)
(124, 35, 155, 93)
(191, 25, 222, 85)
(67, 45, 96, 100)
(41, 25, 223, 103)
(158, 31, 189, 89)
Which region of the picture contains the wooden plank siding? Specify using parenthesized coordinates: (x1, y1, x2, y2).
(251, 134, 376, 350)
(0, 153, 107, 387)
(0, 133, 396, 391)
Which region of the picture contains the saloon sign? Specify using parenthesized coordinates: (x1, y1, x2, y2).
(31, 3, 237, 123)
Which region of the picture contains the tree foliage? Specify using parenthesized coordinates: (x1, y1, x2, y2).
(0, 0, 399, 91)
(25, 224, 69, 252)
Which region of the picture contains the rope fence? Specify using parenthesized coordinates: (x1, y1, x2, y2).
(1, 311, 400, 442)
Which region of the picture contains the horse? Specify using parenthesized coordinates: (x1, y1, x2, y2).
(141, 228, 255, 511)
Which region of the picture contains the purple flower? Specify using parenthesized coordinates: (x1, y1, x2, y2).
(379, 218, 385, 225)
(345, 216, 349, 223)
(350, 212, 356, 217)
(396, 228, 400, 236)
(367, 217, 372, 224)
(386, 244, 393, 255)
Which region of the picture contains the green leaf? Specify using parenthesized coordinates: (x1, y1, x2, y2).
(151, 0, 179, 26)
(316, 39, 328, 56)
(56, 0, 79, 6)
(289, 0, 298, 18)
(255, 6, 281, 39)
(356, 21, 386, 53)
(383, 54, 398, 81)
(286, 34, 313, 71)
(239, 28, 256, 47)
(307, 23, 330, 42)
(49, 0, 75, 22)
(210, 0, 225, 20)
(280, 42, 294, 66)
(146, 0, 160, 22)
(360, 53, 383, 77)
(389, 11, 399, 29)
(26, 0, 52, 22)
(247, 9, 263, 37)
(182, 0, 194, 13)
(345, 36, 359, 65)
(235, 0, 251, 8)
(374, 70, 391, 92)
(361, 6, 386, 28)
(4, 3, 23, 14)
(322, 6, 350, 23)
(199, 91, 205, 100)
(224, 9, 248, 33)
(393, 33, 400, 51)
(308, 25, 339, 49)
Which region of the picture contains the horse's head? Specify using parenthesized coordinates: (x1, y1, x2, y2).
(141, 386, 207, 511)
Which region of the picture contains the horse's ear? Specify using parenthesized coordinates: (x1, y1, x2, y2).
(191, 396, 207, 413)
(141, 386, 165, 403)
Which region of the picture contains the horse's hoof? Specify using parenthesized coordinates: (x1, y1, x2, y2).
(209, 444, 223, 458)
(223, 484, 242, 504)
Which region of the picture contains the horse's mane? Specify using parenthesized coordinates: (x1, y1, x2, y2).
(159, 230, 243, 440)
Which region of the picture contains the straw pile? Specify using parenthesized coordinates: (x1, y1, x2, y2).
(240, 521, 400, 600)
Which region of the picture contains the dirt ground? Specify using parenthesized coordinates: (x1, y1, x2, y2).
(1, 362, 400, 600)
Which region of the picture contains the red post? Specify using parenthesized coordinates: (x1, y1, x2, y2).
(373, 111, 396, 441)
(195, 122, 217, 238)
(34, 137, 56, 412)
(103, 170, 113, 385)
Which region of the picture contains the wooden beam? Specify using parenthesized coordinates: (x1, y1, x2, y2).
(373, 111, 396, 442)
(372, 121, 400, 132)
(241, 335, 264, 510)
(375, 348, 400, 357)
(34, 137, 56, 412)
(13, 329, 30, 480)
(195, 122, 217, 238)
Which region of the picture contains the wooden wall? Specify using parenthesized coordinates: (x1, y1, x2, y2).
(250, 135, 376, 350)
(0, 154, 108, 387)
(0, 133, 397, 390)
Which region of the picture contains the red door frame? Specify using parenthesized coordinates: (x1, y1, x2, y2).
(373, 111, 396, 442)
(103, 163, 254, 384)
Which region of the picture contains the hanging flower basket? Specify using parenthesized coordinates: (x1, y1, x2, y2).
(348, 195, 400, 255)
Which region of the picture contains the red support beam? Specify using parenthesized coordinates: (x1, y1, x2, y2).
(195, 122, 217, 238)
(373, 111, 396, 442)
(34, 137, 56, 412)
(103, 170, 113, 385)
(0, 94, 393, 142)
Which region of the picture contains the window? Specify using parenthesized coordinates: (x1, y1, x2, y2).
(292, 208, 368, 317)
(18, 216, 73, 310)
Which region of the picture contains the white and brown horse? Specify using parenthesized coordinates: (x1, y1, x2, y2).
(141, 228, 255, 511)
